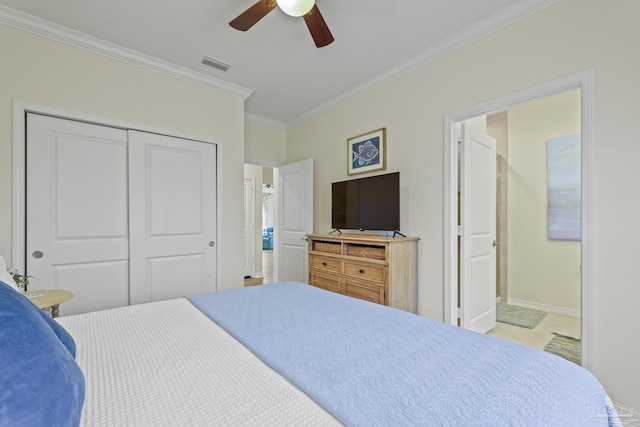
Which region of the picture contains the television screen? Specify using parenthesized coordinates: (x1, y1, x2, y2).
(331, 172, 400, 231)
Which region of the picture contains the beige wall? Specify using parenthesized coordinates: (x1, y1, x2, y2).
(508, 90, 581, 313)
(245, 119, 287, 165)
(0, 25, 246, 291)
(263, 167, 274, 185)
(285, 0, 640, 411)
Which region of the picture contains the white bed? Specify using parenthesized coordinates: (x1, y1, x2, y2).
(57, 298, 341, 426)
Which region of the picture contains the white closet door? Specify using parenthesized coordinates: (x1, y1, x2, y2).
(128, 131, 217, 304)
(26, 114, 130, 315)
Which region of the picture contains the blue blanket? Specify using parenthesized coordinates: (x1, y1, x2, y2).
(190, 282, 620, 426)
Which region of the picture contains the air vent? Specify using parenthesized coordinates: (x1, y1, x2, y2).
(201, 56, 231, 72)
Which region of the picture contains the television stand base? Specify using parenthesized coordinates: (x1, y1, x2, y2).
(329, 228, 342, 235)
(392, 230, 406, 238)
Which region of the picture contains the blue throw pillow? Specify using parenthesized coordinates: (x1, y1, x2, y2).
(0, 281, 85, 427)
(32, 296, 77, 358)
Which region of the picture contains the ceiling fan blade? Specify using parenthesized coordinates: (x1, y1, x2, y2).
(229, 0, 277, 31)
(303, 5, 334, 48)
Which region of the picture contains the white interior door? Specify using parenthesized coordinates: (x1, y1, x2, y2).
(460, 123, 497, 333)
(275, 158, 313, 283)
(243, 177, 256, 277)
(128, 131, 217, 304)
(26, 114, 130, 315)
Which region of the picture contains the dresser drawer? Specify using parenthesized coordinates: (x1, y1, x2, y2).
(309, 270, 341, 294)
(310, 255, 342, 273)
(343, 262, 386, 283)
(345, 278, 385, 305)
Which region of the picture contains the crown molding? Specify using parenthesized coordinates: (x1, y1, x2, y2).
(245, 113, 286, 130)
(0, 5, 253, 100)
(286, 0, 559, 127)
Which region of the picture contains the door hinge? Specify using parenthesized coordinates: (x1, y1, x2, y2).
(456, 225, 463, 236)
(457, 141, 464, 153)
(457, 307, 464, 319)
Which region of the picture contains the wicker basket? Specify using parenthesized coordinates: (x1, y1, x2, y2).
(313, 241, 341, 254)
(347, 245, 386, 260)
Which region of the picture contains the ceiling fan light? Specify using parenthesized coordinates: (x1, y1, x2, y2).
(276, 0, 315, 17)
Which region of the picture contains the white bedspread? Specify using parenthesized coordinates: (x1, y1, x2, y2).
(57, 298, 342, 426)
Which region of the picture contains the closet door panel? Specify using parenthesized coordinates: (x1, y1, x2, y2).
(128, 130, 217, 304)
(147, 254, 204, 302)
(26, 114, 129, 315)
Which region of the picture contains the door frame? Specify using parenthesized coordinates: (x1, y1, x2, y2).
(243, 177, 257, 277)
(443, 69, 595, 369)
(11, 100, 223, 291)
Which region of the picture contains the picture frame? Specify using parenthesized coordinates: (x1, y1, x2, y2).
(347, 127, 386, 175)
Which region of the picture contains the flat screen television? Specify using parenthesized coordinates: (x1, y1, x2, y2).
(331, 172, 400, 232)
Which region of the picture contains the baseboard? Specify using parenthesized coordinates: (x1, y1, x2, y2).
(507, 298, 580, 318)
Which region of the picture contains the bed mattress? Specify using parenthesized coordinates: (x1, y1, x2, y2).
(57, 298, 342, 426)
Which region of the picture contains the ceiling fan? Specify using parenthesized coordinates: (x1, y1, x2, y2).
(229, 0, 334, 48)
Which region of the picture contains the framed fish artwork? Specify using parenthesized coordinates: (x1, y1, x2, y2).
(347, 128, 386, 175)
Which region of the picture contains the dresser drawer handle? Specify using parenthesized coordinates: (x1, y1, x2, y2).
(322, 262, 327, 266)
(359, 269, 365, 274)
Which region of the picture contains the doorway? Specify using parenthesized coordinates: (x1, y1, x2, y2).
(243, 158, 314, 286)
(460, 91, 582, 362)
(261, 181, 275, 284)
(244, 177, 257, 278)
(444, 70, 594, 369)
(243, 164, 273, 285)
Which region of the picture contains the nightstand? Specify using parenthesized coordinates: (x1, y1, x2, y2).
(22, 290, 74, 318)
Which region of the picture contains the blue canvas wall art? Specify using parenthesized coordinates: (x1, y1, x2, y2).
(547, 134, 581, 241)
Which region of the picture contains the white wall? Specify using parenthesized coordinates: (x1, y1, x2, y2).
(284, 0, 640, 411)
(0, 24, 247, 291)
(508, 89, 581, 314)
(262, 184, 275, 229)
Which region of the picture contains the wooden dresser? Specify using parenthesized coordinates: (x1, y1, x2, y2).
(306, 234, 419, 313)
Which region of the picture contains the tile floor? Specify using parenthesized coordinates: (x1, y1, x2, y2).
(487, 311, 581, 350)
(262, 249, 273, 284)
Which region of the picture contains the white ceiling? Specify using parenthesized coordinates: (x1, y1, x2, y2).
(0, 0, 555, 126)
